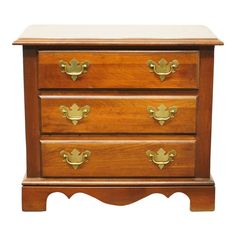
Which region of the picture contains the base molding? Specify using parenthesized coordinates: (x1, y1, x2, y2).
(22, 177, 215, 211)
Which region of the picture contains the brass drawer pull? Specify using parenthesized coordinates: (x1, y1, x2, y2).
(60, 149, 91, 169)
(59, 58, 89, 81)
(147, 58, 179, 81)
(146, 148, 176, 169)
(59, 104, 90, 125)
(147, 104, 177, 126)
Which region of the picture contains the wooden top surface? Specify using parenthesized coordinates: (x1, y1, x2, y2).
(13, 25, 223, 46)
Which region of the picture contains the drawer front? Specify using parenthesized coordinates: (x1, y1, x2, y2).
(41, 137, 196, 177)
(40, 95, 197, 134)
(38, 51, 199, 89)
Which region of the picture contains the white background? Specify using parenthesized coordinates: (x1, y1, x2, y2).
(0, 0, 234, 235)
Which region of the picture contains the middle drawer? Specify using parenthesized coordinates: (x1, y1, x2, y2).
(40, 95, 197, 133)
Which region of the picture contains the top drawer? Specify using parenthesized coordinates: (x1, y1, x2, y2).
(38, 51, 199, 89)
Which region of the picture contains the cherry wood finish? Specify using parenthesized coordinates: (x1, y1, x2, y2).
(195, 48, 214, 177)
(38, 51, 199, 89)
(22, 176, 215, 211)
(22, 182, 215, 211)
(41, 137, 196, 177)
(23, 49, 41, 177)
(22, 176, 215, 186)
(15, 38, 223, 47)
(40, 95, 197, 134)
(14, 25, 222, 211)
(13, 25, 223, 46)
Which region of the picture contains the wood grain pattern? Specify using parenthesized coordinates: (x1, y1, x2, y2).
(23, 48, 41, 177)
(14, 25, 222, 211)
(40, 95, 197, 133)
(195, 48, 214, 177)
(41, 137, 196, 177)
(22, 185, 215, 211)
(38, 51, 199, 89)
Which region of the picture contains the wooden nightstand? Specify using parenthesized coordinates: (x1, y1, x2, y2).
(13, 25, 223, 211)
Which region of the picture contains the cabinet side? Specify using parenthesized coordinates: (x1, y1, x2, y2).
(23, 47, 41, 177)
(195, 47, 215, 177)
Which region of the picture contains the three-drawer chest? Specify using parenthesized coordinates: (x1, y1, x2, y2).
(14, 25, 223, 211)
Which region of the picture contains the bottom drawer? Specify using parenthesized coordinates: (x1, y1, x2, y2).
(41, 136, 196, 177)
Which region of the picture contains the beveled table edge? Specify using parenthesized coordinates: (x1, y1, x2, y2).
(13, 38, 224, 46)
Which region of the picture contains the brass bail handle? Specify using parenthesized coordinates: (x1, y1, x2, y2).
(147, 58, 179, 81)
(146, 148, 176, 169)
(59, 103, 90, 125)
(59, 58, 89, 81)
(147, 104, 177, 126)
(60, 149, 91, 169)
